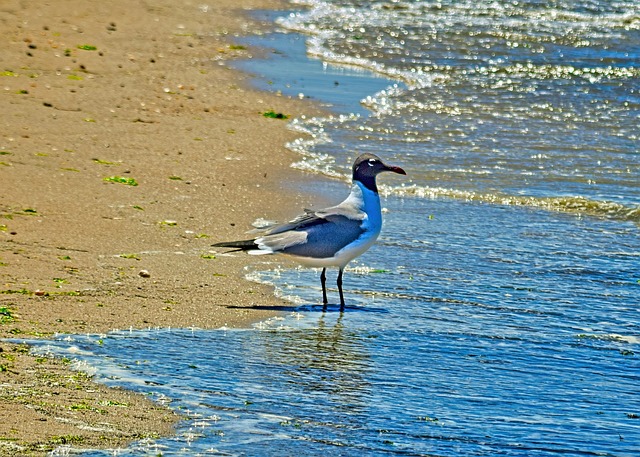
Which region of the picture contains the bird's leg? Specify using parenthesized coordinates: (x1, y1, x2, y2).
(320, 268, 328, 306)
(337, 267, 345, 311)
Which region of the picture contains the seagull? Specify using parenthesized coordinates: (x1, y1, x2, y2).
(213, 153, 406, 309)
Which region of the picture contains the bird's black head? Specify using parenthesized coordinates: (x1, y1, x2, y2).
(352, 153, 406, 193)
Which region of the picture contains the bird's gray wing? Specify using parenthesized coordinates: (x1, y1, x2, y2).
(254, 206, 366, 258)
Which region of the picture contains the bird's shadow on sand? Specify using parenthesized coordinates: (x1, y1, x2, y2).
(226, 303, 389, 314)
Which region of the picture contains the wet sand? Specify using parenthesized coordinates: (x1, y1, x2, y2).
(0, 0, 317, 453)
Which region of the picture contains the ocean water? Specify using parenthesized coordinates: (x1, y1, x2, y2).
(21, 1, 640, 455)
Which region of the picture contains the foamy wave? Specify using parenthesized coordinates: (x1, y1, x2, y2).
(290, 156, 347, 179)
(287, 115, 355, 179)
(381, 184, 640, 222)
(472, 63, 640, 83)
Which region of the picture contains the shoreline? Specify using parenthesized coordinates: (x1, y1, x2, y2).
(0, 0, 319, 453)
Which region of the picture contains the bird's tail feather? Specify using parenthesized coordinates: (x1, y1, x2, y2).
(212, 239, 258, 252)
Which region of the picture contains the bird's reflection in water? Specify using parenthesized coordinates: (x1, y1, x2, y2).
(260, 312, 373, 416)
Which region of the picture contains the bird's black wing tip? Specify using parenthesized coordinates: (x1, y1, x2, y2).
(211, 239, 258, 251)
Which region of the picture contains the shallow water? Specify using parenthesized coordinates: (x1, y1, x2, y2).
(26, 198, 640, 455)
(17, 0, 640, 455)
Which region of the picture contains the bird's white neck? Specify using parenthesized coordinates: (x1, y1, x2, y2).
(344, 180, 383, 234)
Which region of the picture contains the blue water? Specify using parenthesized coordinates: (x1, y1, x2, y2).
(17, 0, 640, 455)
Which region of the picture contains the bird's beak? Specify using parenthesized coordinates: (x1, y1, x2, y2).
(384, 164, 406, 175)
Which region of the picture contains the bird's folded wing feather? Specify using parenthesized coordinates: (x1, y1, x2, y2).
(251, 206, 365, 236)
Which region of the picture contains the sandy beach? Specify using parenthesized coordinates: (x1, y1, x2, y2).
(0, 0, 316, 453)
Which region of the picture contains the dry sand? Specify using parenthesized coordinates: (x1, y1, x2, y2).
(0, 0, 321, 453)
